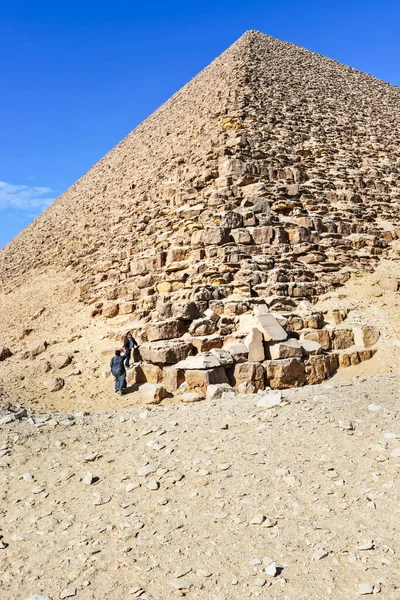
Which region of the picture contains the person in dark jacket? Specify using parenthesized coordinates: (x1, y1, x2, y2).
(110, 350, 127, 395)
(122, 331, 139, 369)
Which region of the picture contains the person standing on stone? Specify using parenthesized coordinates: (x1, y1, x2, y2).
(110, 350, 127, 396)
(123, 331, 139, 369)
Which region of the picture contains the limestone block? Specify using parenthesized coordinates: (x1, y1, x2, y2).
(175, 353, 221, 370)
(184, 367, 228, 394)
(324, 308, 349, 325)
(137, 383, 168, 405)
(288, 227, 312, 244)
(146, 319, 183, 342)
(233, 362, 265, 391)
(241, 182, 267, 196)
(305, 354, 339, 384)
(330, 329, 355, 350)
(206, 383, 235, 400)
(218, 157, 247, 177)
(210, 348, 235, 365)
(119, 302, 135, 315)
(303, 312, 325, 329)
(140, 363, 164, 384)
(250, 226, 274, 245)
(103, 304, 119, 319)
(189, 318, 217, 337)
(171, 301, 201, 320)
(163, 365, 185, 392)
(358, 348, 377, 362)
(301, 328, 331, 351)
(239, 312, 287, 343)
(236, 382, 256, 394)
(264, 358, 306, 389)
(300, 339, 322, 356)
(220, 211, 243, 229)
(231, 228, 252, 244)
(191, 227, 230, 248)
(245, 328, 265, 362)
(223, 300, 249, 316)
(337, 350, 361, 368)
(139, 340, 193, 365)
(130, 253, 164, 276)
(166, 247, 188, 264)
(204, 308, 220, 322)
(269, 339, 303, 360)
(179, 391, 204, 403)
(223, 342, 248, 362)
(191, 335, 223, 352)
(241, 196, 270, 214)
(353, 326, 380, 348)
(285, 315, 304, 332)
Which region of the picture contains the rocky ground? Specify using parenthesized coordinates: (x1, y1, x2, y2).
(1, 374, 400, 600)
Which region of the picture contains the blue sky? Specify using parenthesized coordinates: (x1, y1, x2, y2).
(1, 0, 399, 248)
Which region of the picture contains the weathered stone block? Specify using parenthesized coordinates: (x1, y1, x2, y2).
(305, 354, 339, 384)
(324, 309, 349, 325)
(163, 365, 185, 392)
(233, 362, 265, 391)
(330, 329, 355, 350)
(353, 326, 380, 348)
(189, 318, 217, 337)
(239, 313, 287, 342)
(220, 211, 243, 229)
(300, 339, 322, 356)
(139, 340, 193, 365)
(206, 383, 235, 400)
(250, 226, 274, 245)
(119, 301, 135, 315)
(223, 342, 248, 362)
(176, 353, 221, 370)
(245, 328, 265, 362)
(191, 335, 223, 352)
(137, 383, 168, 405)
(185, 367, 228, 394)
(269, 339, 303, 360)
(301, 329, 331, 351)
(231, 228, 252, 244)
(210, 348, 235, 365)
(146, 319, 184, 342)
(103, 303, 119, 318)
(140, 363, 164, 384)
(171, 301, 201, 320)
(264, 358, 306, 389)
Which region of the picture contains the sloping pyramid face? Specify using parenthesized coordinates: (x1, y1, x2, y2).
(1, 30, 400, 407)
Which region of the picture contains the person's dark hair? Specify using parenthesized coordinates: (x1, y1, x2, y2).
(115, 350, 121, 356)
(127, 331, 132, 337)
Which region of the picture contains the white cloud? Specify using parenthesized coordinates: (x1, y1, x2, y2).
(0, 181, 56, 211)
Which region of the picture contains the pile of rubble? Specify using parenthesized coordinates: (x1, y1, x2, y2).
(124, 300, 379, 402)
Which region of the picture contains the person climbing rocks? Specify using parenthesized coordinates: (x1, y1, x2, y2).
(123, 331, 139, 369)
(110, 349, 127, 396)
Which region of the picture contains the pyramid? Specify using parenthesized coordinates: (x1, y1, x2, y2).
(1, 30, 400, 407)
